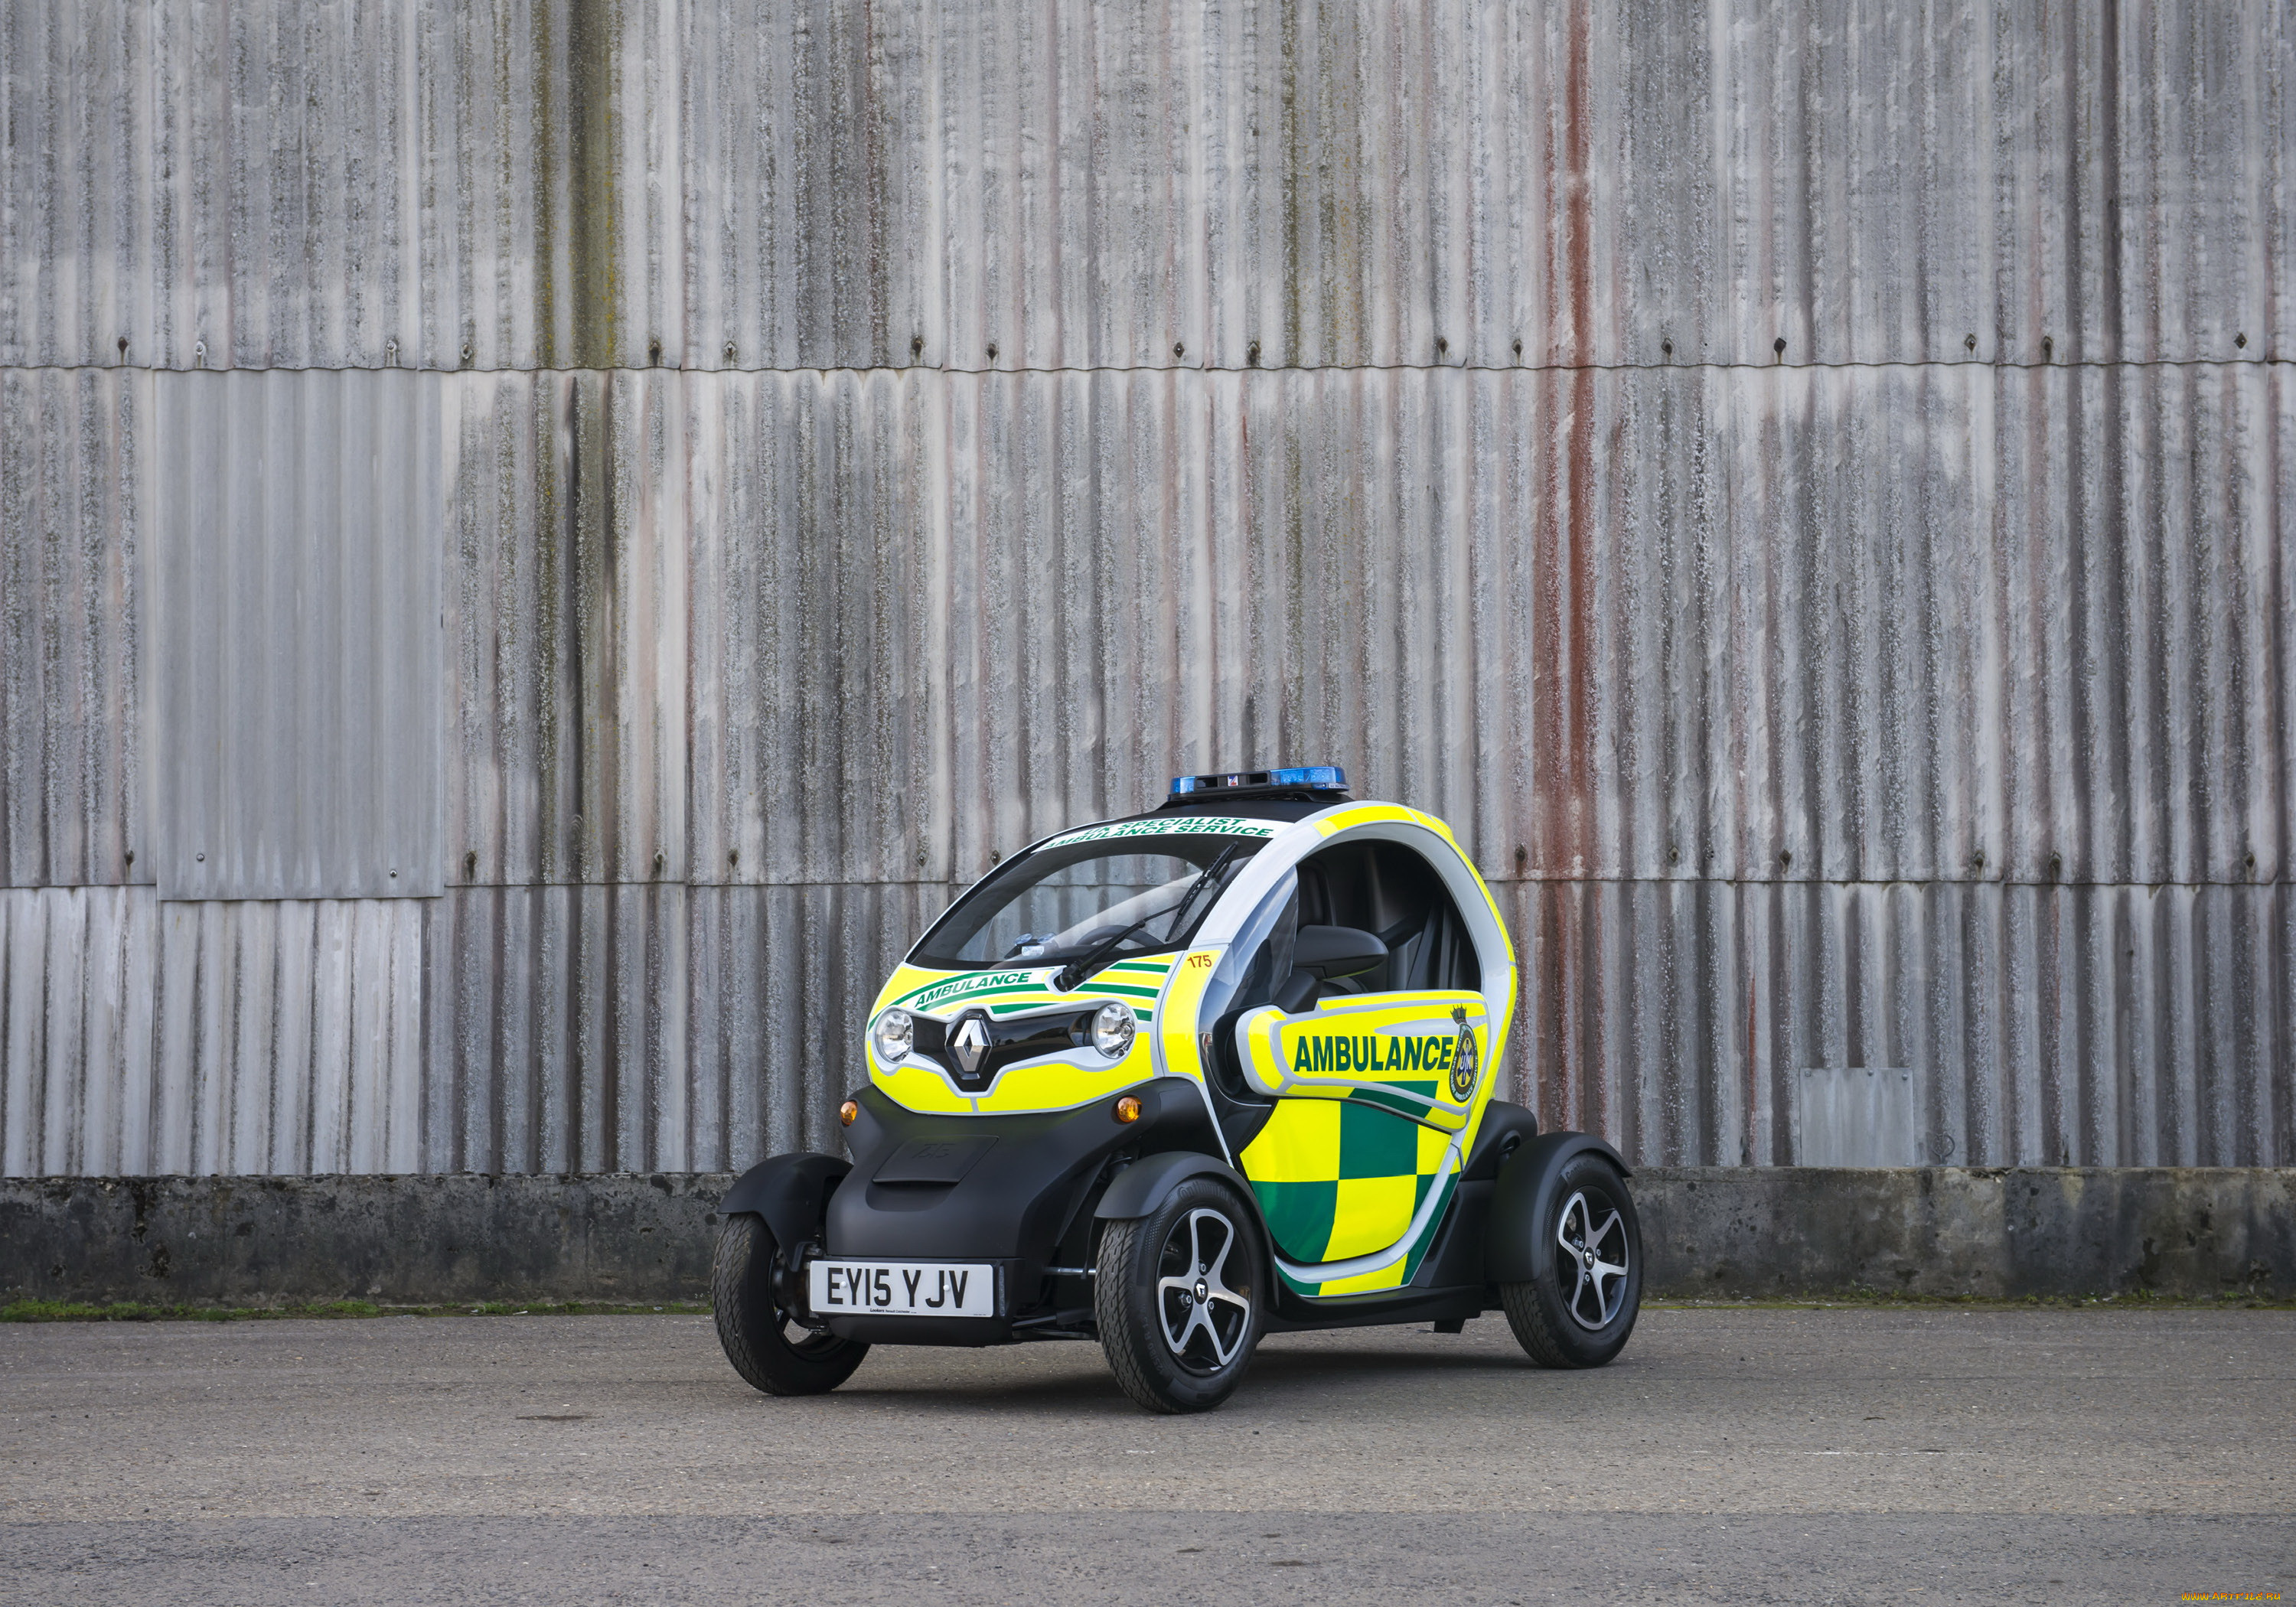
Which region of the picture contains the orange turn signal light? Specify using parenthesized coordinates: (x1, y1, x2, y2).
(839, 1099, 859, 1126)
(1114, 1096, 1143, 1123)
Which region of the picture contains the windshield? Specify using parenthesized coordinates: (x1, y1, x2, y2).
(912, 830, 1270, 970)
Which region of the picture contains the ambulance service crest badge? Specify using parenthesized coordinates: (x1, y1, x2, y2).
(1449, 1006, 1479, 1101)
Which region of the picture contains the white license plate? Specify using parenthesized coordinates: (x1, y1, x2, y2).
(807, 1259, 996, 1318)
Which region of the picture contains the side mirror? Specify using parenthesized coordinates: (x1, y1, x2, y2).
(1292, 924, 1388, 980)
(1270, 927, 1387, 1015)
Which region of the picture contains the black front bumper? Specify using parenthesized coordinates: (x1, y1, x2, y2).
(818, 1077, 1221, 1345)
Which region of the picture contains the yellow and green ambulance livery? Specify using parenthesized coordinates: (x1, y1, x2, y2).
(713, 767, 1642, 1414)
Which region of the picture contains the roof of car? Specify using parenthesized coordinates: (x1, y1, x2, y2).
(1146, 792, 1349, 824)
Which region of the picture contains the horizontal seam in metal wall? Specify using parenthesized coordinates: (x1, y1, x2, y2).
(2, 357, 2288, 379)
(1491, 876, 2295, 891)
(13, 875, 2271, 898)
(509, 877, 2286, 891)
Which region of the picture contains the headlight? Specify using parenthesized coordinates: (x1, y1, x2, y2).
(1091, 1001, 1136, 1060)
(872, 1007, 914, 1062)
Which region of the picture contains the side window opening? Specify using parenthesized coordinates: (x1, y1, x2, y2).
(1208, 841, 1482, 1114)
(1293, 841, 1481, 996)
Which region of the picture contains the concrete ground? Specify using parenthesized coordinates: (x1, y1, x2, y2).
(0, 1308, 2288, 1605)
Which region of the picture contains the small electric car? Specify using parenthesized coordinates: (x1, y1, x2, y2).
(713, 768, 1639, 1413)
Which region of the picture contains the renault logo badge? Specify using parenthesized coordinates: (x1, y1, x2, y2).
(950, 1012, 991, 1077)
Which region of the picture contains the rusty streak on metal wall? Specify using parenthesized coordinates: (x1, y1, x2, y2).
(2, 1, 2291, 1176)
(3, 0, 2287, 372)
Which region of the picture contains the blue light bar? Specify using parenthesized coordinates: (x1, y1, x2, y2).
(1169, 765, 1348, 795)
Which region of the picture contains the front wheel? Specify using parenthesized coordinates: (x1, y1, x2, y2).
(1094, 1176, 1266, 1414)
(1499, 1153, 1642, 1367)
(713, 1214, 869, 1396)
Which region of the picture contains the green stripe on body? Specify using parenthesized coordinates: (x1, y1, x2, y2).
(985, 999, 1155, 1021)
(892, 957, 1172, 1015)
(892, 973, 1053, 1010)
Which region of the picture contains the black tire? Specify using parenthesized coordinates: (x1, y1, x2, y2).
(1499, 1153, 1642, 1368)
(713, 1213, 869, 1396)
(1095, 1175, 1266, 1414)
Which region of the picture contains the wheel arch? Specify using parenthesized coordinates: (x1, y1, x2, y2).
(1483, 1130, 1633, 1285)
(1094, 1151, 1280, 1325)
(719, 1151, 852, 1251)
(1094, 1149, 1257, 1221)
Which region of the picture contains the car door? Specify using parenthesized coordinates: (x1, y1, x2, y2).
(1226, 839, 1492, 1295)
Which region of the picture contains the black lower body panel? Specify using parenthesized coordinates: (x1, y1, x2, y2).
(1263, 1286, 1489, 1334)
(813, 1082, 1214, 1345)
(824, 1312, 1017, 1346)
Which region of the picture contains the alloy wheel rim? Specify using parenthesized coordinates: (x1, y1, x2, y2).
(1155, 1207, 1252, 1372)
(1554, 1188, 1630, 1330)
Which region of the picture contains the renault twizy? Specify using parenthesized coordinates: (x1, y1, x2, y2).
(713, 768, 1639, 1413)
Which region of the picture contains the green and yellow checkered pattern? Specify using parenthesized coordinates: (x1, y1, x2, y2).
(1241, 1093, 1455, 1289)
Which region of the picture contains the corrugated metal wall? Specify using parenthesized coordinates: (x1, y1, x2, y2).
(5, 0, 2288, 372)
(2, 1, 2290, 1175)
(154, 371, 446, 899)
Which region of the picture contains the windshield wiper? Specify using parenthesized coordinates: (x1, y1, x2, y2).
(1170, 839, 1249, 930)
(1053, 841, 1247, 993)
(1052, 911, 1168, 993)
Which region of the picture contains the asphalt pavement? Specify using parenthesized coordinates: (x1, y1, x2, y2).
(2, 1305, 2288, 1604)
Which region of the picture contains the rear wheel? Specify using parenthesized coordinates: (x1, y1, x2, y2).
(1499, 1154, 1642, 1367)
(1095, 1176, 1265, 1414)
(713, 1214, 869, 1395)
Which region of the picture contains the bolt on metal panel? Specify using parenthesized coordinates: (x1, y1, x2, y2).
(1791, 1069, 1920, 1168)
